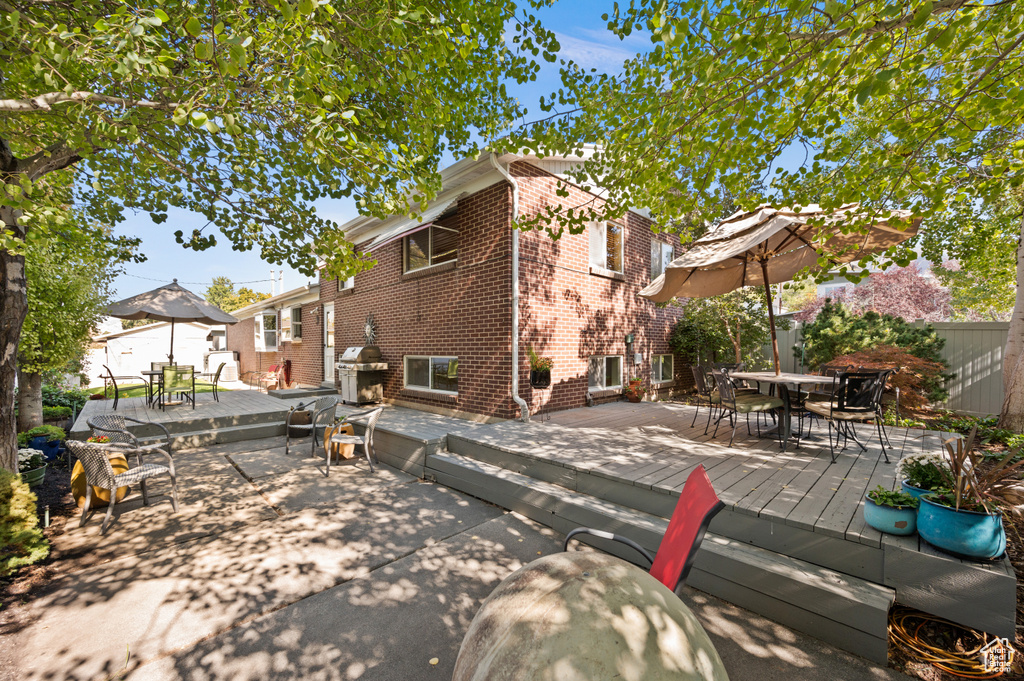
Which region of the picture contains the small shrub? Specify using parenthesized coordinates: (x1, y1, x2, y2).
(883, 408, 925, 429)
(527, 346, 553, 372)
(42, 406, 72, 421)
(830, 345, 950, 407)
(0, 469, 50, 577)
(16, 425, 66, 447)
(41, 384, 89, 411)
(867, 485, 919, 509)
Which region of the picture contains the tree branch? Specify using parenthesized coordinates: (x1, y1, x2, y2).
(0, 91, 179, 113)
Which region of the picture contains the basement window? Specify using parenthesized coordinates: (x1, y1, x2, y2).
(405, 356, 458, 394)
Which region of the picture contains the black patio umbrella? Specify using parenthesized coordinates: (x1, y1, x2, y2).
(107, 279, 238, 363)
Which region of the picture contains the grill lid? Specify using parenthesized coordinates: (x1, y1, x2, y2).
(340, 346, 382, 363)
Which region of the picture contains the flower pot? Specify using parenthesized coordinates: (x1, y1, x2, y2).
(30, 436, 61, 461)
(530, 369, 551, 389)
(863, 495, 917, 536)
(71, 455, 129, 508)
(917, 494, 1006, 560)
(900, 479, 933, 501)
(626, 393, 643, 403)
(20, 464, 47, 488)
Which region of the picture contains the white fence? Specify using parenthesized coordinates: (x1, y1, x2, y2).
(772, 321, 1010, 417)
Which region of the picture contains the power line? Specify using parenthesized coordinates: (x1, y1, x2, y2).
(121, 272, 275, 286)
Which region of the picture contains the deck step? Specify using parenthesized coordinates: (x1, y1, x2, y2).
(426, 450, 895, 664)
(268, 387, 338, 400)
(138, 421, 286, 450)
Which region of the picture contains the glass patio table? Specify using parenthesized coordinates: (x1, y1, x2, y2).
(728, 371, 831, 452)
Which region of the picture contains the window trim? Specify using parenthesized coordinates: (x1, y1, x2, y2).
(255, 311, 278, 352)
(403, 355, 459, 395)
(651, 239, 675, 280)
(403, 223, 458, 274)
(588, 354, 623, 392)
(290, 306, 303, 342)
(652, 353, 674, 384)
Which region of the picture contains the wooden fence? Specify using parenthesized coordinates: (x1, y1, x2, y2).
(770, 321, 1010, 416)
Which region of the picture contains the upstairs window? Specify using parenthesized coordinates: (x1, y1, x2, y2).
(651, 240, 675, 280)
(404, 224, 458, 273)
(589, 221, 624, 274)
(588, 355, 622, 391)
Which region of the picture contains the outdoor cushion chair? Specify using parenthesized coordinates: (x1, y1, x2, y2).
(65, 439, 179, 535)
(689, 365, 720, 434)
(160, 364, 195, 410)
(88, 414, 173, 456)
(803, 370, 893, 464)
(562, 464, 724, 594)
(710, 369, 784, 446)
(102, 365, 147, 411)
(285, 395, 340, 457)
(241, 364, 278, 390)
(326, 407, 384, 477)
(195, 362, 226, 402)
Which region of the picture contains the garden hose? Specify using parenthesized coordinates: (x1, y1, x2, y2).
(889, 606, 1012, 678)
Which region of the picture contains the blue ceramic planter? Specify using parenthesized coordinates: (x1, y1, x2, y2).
(863, 495, 918, 536)
(30, 436, 61, 461)
(901, 480, 934, 501)
(918, 494, 1006, 560)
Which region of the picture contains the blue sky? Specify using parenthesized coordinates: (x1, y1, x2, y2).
(108, 2, 642, 300)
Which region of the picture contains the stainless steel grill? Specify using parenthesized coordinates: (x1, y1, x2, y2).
(336, 346, 387, 404)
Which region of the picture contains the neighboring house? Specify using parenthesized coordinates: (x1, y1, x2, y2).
(229, 150, 688, 420)
(87, 321, 216, 388)
(226, 283, 322, 388)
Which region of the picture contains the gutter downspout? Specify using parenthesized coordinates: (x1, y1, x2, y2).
(491, 153, 530, 422)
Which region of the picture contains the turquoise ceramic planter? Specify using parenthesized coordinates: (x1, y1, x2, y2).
(901, 480, 933, 501)
(863, 495, 917, 536)
(918, 494, 1006, 560)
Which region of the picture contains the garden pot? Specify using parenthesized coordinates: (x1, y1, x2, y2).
(20, 464, 46, 488)
(900, 479, 933, 501)
(30, 436, 61, 461)
(917, 494, 1006, 560)
(530, 370, 551, 389)
(71, 455, 129, 508)
(287, 410, 312, 438)
(863, 495, 917, 536)
(626, 393, 643, 403)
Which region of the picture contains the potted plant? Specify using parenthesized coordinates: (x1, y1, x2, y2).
(17, 425, 66, 460)
(86, 435, 111, 444)
(917, 427, 1024, 560)
(528, 347, 553, 389)
(623, 378, 646, 403)
(18, 448, 47, 488)
(897, 453, 949, 499)
(863, 485, 919, 536)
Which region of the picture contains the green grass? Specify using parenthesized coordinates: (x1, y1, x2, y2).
(86, 384, 227, 399)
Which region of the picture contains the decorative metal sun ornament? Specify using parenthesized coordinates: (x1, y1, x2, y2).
(363, 312, 377, 346)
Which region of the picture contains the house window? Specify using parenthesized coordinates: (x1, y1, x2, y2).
(588, 355, 623, 391)
(651, 240, 675, 279)
(339, 275, 354, 290)
(254, 312, 278, 352)
(588, 221, 624, 273)
(821, 284, 848, 298)
(405, 356, 458, 394)
(403, 224, 458, 273)
(290, 306, 302, 340)
(652, 354, 674, 383)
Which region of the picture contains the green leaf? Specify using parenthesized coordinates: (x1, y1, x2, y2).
(184, 17, 201, 37)
(194, 42, 212, 60)
(153, 8, 170, 22)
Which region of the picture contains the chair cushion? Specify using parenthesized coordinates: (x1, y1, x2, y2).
(113, 463, 170, 486)
(733, 395, 783, 413)
(803, 401, 875, 421)
(329, 435, 366, 445)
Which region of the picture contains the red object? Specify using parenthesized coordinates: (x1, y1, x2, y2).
(283, 359, 292, 386)
(648, 465, 725, 591)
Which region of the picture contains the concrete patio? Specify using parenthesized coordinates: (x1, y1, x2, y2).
(0, 433, 911, 680)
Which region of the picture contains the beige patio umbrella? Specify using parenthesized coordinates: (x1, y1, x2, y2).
(639, 204, 921, 374)
(107, 279, 239, 364)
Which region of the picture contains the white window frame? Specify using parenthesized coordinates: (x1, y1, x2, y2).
(339, 275, 354, 290)
(652, 353, 674, 383)
(286, 306, 302, 342)
(588, 355, 623, 391)
(403, 224, 458, 273)
(651, 240, 675, 280)
(588, 221, 625, 274)
(404, 355, 459, 395)
(255, 311, 278, 352)
(821, 284, 848, 298)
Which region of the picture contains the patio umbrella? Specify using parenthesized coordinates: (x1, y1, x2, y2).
(639, 204, 921, 374)
(106, 279, 238, 363)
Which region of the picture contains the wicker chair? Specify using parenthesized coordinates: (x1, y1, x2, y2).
(65, 439, 179, 535)
(285, 395, 340, 456)
(326, 407, 384, 476)
(87, 414, 173, 455)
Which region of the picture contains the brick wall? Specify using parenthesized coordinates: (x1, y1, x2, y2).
(512, 161, 690, 415)
(227, 301, 324, 387)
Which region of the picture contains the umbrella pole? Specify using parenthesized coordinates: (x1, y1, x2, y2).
(169, 318, 175, 364)
(760, 261, 782, 375)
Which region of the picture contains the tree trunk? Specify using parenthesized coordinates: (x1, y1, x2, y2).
(0, 237, 28, 472)
(16, 368, 42, 432)
(998, 213, 1024, 432)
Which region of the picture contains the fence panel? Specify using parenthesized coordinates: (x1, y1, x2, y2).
(766, 321, 1010, 416)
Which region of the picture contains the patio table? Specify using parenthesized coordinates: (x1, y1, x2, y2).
(141, 370, 163, 407)
(728, 371, 830, 452)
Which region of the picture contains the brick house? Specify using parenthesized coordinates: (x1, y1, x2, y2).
(229, 151, 689, 420)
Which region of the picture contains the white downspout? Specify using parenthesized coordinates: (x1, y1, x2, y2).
(490, 153, 530, 422)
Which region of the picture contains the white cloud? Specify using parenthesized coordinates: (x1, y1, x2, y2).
(555, 31, 638, 73)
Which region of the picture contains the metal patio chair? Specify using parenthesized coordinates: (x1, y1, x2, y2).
(87, 414, 173, 456)
(562, 464, 724, 594)
(803, 370, 893, 464)
(326, 407, 384, 476)
(160, 364, 195, 410)
(285, 395, 340, 457)
(102, 365, 147, 411)
(65, 439, 179, 535)
(689, 365, 720, 434)
(710, 369, 783, 446)
(196, 362, 226, 402)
